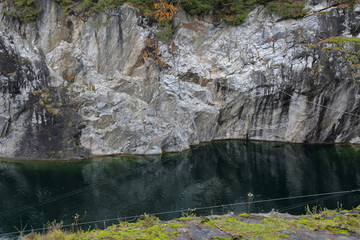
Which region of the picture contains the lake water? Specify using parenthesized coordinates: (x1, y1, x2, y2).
(0, 140, 360, 238)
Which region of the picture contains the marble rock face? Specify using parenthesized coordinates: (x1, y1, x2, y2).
(0, 0, 359, 159)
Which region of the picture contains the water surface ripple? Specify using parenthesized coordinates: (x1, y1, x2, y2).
(0, 140, 359, 235)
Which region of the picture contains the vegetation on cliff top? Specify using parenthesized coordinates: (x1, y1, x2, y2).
(2, 0, 359, 24)
(2, 0, 40, 22)
(23, 206, 360, 240)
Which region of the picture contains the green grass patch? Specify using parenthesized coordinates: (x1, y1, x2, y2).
(167, 222, 184, 229)
(24, 206, 360, 240)
(205, 217, 291, 239)
(204, 208, 360, 239)
(178, 213, 198, 221)
(238, 213, 250, 217)
(25, 215, 180, 240)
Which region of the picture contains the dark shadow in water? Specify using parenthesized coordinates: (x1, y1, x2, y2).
(0, 140, 360, 236)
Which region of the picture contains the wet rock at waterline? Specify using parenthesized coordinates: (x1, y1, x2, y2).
(0, 0, 359, 159)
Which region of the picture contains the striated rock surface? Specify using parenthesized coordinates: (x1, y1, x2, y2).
(0, 0, 359, 159)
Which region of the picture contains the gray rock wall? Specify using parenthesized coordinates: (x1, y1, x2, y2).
(0, 0, 359, 159)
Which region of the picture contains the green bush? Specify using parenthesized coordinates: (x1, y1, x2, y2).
(267, 0, 308, 19)
(3, 0, 40, 22)
(180, 0, 213, 15)
(4, 0, 359, 24)
(155, 22, 174, 41)
(181, 0, 272, 24)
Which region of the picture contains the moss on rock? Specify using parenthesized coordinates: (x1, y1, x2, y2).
(24, 206, 360, 240)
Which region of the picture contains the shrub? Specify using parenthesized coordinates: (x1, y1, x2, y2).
(3, 0, 40, 22)
(267, 0, 309, 19)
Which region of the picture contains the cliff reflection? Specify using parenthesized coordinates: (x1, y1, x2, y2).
(0, 141, 359, 234)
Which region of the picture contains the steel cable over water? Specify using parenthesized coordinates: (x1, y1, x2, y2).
(0, 149, 190, 218)
(0, 110, 359, 237)
(0, 76, 358, 238)
(0, 188, 359, 237)
(278, 192, 350, 212)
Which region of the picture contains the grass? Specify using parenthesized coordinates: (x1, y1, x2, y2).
(295, 207, 360, 235)
(23, 206, 360, 240)
(205, 216, 291, 239)
(204, 208, 360, 239)
(24, 215, 182, 240)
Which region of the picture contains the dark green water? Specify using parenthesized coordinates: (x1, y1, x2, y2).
(0, 140, 360, 238)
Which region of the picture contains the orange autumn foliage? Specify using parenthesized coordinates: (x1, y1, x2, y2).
(154, 0, 178, 22)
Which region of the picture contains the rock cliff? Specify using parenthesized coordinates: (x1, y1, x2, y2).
(0, 0, 359, 159)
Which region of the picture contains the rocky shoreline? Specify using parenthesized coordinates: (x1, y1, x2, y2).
(24, 206, 360, 239)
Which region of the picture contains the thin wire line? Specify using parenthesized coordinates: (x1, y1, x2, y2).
(0, 85, 357, 218)
(278, 192, 346, 212)
(279, 90, 360, 118)
(0, 188, 358, 237)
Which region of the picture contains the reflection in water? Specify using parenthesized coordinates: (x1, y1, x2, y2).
(0, 141, 360, 236)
